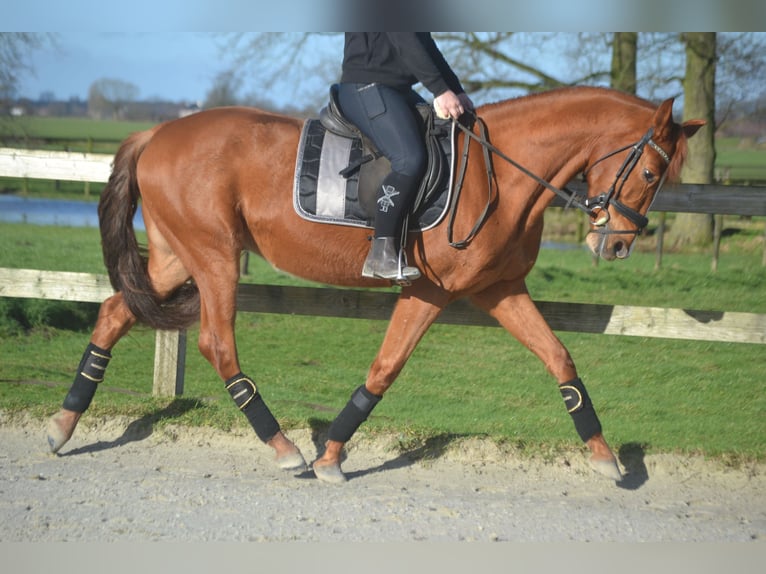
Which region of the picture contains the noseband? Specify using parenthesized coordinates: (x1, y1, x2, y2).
(583, 127, 671, 236)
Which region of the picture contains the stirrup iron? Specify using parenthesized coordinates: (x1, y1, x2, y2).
(362, 237, 421, 284)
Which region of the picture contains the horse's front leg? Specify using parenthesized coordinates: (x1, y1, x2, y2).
(471, 280, 622, 481)
(312, 287, 448, 484)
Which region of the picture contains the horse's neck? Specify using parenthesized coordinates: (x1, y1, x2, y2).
(481, 102, 592, 213)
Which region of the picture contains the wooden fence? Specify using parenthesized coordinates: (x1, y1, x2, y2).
(1, 147, 765, 397)
(3, 147, 765, 215)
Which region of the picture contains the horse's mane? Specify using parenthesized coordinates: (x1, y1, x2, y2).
(480, 86, 689, 182)
(481, 85, 656, 113)
(665, 127, 688, 183)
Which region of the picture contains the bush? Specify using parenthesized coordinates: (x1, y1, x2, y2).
(0, 298, 99, 335)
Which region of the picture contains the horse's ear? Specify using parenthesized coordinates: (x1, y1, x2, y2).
(681, 119, 706, 139)
(653, 98, 675, 128)
(654, 98, 706, 139)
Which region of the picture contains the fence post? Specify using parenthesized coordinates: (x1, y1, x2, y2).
(655, 212, 666, 270)
(762, 221, 766, 268)
(711, 214, 723, 272)
(84, 137, 93, 198)
(152, 329, 187, 397)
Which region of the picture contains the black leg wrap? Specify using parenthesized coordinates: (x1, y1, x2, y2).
(62, 343, 112, 412)
(559, 377, 602, 442)
(225, 373, 281, 443)
(327, 385, 382, 443)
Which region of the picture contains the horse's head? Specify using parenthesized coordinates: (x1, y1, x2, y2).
(583, 98, 705, 260)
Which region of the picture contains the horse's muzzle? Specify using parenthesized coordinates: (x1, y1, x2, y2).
(586, 231, 634, 261)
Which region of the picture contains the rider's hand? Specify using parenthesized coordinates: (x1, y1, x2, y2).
(434, 90, 469, 120)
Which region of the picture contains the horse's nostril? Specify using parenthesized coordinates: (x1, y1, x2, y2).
(614, 241, 628, 258)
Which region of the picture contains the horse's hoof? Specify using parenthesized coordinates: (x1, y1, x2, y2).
(46, 411, 79, 454)
(589, 456, 623, 481)
(312, 462, 348, 484)
(276, 451, 308, 472)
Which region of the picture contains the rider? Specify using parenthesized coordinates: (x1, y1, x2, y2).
(337, 32, 475, 281)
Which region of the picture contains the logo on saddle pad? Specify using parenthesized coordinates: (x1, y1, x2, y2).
(293, 118, 456, 232)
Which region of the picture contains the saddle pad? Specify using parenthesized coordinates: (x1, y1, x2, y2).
(293, 119, 453, 232)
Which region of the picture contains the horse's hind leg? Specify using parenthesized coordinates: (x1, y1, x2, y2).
(470, 280, 622, 481)
(47, 292, 137, 453)
(192, 256, 306, 472)
(47, 239, 186, 453)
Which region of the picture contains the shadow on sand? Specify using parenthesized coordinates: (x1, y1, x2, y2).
(59, 398, 204, 457)
(294, 417, 466, 481)
(616, 442, 650, 490)
(299, 419, 654, 489)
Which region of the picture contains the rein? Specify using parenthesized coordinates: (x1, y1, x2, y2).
(446, 117, 496, 248)
(447, 112, 671, 248)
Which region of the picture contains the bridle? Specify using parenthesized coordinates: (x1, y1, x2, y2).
(448, 114, 672, 248)
(582, 127, 671, 237)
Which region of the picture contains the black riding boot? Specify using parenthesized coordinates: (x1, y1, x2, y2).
(361, 171, 421, 282)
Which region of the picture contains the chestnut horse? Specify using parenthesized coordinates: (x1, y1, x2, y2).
(47, 86, 703, 484)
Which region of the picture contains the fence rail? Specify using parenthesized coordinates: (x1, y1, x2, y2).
(555, 180, 766, 216)
(3, 146, 766, 216)
(1, 148, 765, 397)
(0, 147, 112, 183)
(1, 267, 764, 397)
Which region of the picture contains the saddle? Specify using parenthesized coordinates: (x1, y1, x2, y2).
(293, 84, 457, 232)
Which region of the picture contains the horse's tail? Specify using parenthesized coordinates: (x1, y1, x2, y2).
(98, 128, 200, 330)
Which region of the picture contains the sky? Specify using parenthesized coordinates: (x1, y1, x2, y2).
(6, 0, 764, 33)
(9, 1, 766, 107)
(19, 33, 233, 105)
(16, 32, 352, 109)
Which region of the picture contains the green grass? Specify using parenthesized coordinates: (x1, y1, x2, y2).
(715, 137, 766, 184)
(0, 177, 104, 201)
(0, 224, 107, 272)
(1, 222, 765, 462)
(0, 116, 157, 151)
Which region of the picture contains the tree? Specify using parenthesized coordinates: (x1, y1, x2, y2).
(610, 32, 638, 94)
(87, 78, 139, 119)
(222, 33, 343, 111)
(710, 33, 766, 141)
(220, 33, 600, 110)
(436, 32, 573, 95)
(0, 33, 48, 110)
(218, 32, 766, 112)
(203, 70, 243, 108)
(668, 33, 717, 248)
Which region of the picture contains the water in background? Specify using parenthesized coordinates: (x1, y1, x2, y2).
(0, 195, 583, 250)
(0, 195, 145, 231)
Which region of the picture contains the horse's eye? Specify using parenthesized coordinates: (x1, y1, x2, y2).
(642, 168, 656, 183)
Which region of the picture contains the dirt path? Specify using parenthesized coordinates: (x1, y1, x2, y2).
(1, 412, 764, 543)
